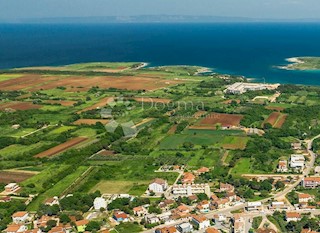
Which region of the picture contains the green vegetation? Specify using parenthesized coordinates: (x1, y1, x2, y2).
(279, 57, 320, 70)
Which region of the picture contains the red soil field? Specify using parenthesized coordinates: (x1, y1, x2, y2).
(0, 101, 41, 111)
(34, 137, 88, 158)
(73, 119, 109, 125)
(97, 150, 115, 156)
(45, 100, 77, 107)
(0, 171, 34, 183)
(274, 114, 287, 128)
(0, 74, 184, 92)
(265, 112, 281, 126)
(77, 97, 113, 114)
(198, 113, 244, 127)
(168, 125, 177, 134)
(193, 111, 207, 119)
(130, 97, 172, 104)
(223, 99, 241, 104)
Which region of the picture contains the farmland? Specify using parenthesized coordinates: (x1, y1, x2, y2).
(1, 61, 320, 226)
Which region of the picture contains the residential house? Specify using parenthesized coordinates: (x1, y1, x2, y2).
(113, 211, 129, 222)
(191, 215, 210, 230)
(75, 219, 89, 232)
(149, 178, 168, 193)
(196, 200, 210, 213)
(155, 226, 178, 233)
(291, 142, 302, 150)
(286, 212, 301, 222)
(213, 214, 227, 224)
(246, 202, 262, 212)
(0, 196, 12, 203)
(172, 183, 211, 197)
(4, 224, 28, 233)
(133, 206, 148, 216)
(182, 172, 195, 184)
(233, 214, 245, 233)
(219, 183, 234, 192)
(196, 167, 210, 175)
(290, 154, 305, 170)
(298, 193, 314, 204)
(37, 215, 58, 228)
(277, 160, 288, 172)
(93, 197, 107, 210)
(302, 177, 320, 188)
(5, 183, 20, 194)
(269, 201, 287, 210)
(176, 222, 193, 233)
(12, 212, 29, 224)
(48, 226, 66, 233)
(44, 197, 59, 206)
(144, 214, 160, 224)
(212, 198, 230, 209)
(206, 228, 220, 233)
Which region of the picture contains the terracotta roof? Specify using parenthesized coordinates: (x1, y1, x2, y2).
(183, 172, 195, 183)
(298, 193, 313, 199)
(113, 211, 128, 219)
(286, 212, 301, 218)
(152, 178, 167, 185)
(133, 206, 144, 212)
(197, 167, 210, 173)
(206, 227, 220, 233)
(156, 226, 177, 233)
(192, 214, 208, 223)
(304, 177, 320, 182)
(177, 205, 189, 212)
(75, 219, 89, 226)
(12, 211, 28, 218)
(5, 224, 23, 232)
(48, 227, 64, 233)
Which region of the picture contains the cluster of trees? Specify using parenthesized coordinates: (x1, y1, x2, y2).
(108, 197, 151, 215)
(0, 200, 26, 231)
(59, 191, 101, 213)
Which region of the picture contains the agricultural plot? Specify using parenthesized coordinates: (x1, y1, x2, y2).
(34, 137, 88, 158)
(73, 119, 109, 125)
(220, 136, 249, 150)
(191, 112, 243, 129)
(130, 97, 172, 104)
(0, 170, 36, 183)
(0, 142, 52, 158)
(44, 100, 77, 106)
(0, 101, 41, 111)
(264, 112, 287, 128)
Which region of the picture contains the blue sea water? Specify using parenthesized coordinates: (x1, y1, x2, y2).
(1, 23, 320, 85)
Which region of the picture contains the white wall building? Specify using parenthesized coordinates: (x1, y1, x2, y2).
(191, 215, 210, 230)
(12, 212, 29, 224)
(94, 197, 107, 210)
(172, 183, 211, 197)
(246, 202, 262, 211)
(149, 178, 168, 193)
(290, 154, 305, 170)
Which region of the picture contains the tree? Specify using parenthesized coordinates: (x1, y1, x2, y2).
(85, 221, 101, 232)
(59, 214, 71, 224)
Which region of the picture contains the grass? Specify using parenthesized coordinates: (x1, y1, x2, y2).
(72, 128, 97, 138)
(90, 180, 148, 195)
(46, 126, 75, 135)
(27, 166, 89, 211)
(0, 74, 22, 81)
(0, 142, 52, 158)
(115, 223, 142, 233)
(220, 136, 249, 150)
(230, 158, 252, 176)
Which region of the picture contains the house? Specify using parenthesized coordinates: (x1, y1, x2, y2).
(191, 215, 210, 230)
(144, 214, 160, 224)
(75, 219, 89, 232)
(4, 224, 28, 233)
(44, 197, 59, 206)
(133, 206, 148, 216)
(182, 172, 195, 184)
(298, 193, 314, 203)
(213, 214, 227, 223)
(213, 198, 230, 209)
(48, 226, 66, 233)
(0, 196, 12, 203)
(233, 214, 245, 233)
(37, 215, 58, 228)
(246, 202, 262, 211)
(196, 167, 210, 175)
(269, 201, 287, 210)
(5, 183, 20, 194)
(301, 229, 318, 233)
(206, 228, 220, 233)
(302, 177, 320, 188)
(93, 197, 107, 210)
(176, 205, 190, 215)
(149, 178, 168, 193)
(277, 160, 288, 172)
(12, 212, 29, 224)
(113, 211, 129, 222)
(290, 154, 305, 170)
(219, 183, 234, 192)
(176, 222, 193, 233)
(196, 200, 210, 213)
(286, 212, 301, 222)
(291, 142, 302, 150)
(159, 199, 175, 210)
(172, 183, 211, 197)
(155, 226, 178, 233)
(314, 166, 320, 174)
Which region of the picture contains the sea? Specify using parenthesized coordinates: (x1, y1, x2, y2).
(1, 23, 320, 85)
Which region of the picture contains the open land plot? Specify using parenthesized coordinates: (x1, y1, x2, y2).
(76, 97, 113, 113)
(0, 73, 185, 92)
(73, 119, 110, 125)
(193, 111, 207, 118)
(97, 149, 115, 156)
(220, 136, 249, 150)
(194, 113, 244, 128)
(168, 124, 177, 134)
(264, 112, 287, 128)
(34, 137, 88, 158)
(90, 180, 148, 195)
(130, 97, 172, 104)
(0, 170, 35, 183)
(44, 100, 77, 106)
(0, 101, 42, 111)
(0, 142, 52, 158)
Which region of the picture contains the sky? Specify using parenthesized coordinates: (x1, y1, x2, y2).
(1, 0, 320, 20)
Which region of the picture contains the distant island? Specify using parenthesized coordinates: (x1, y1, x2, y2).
(278, 57, 320, 71)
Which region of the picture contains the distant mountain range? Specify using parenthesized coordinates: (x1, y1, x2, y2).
(2, 15, 320, 24)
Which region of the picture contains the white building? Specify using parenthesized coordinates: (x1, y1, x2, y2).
(225, 82, 279, 94)
(172, 183, 211, 197)
(290, 154, 305, 170)
(246, 202, 262, 211)
(4, 224, 28, 233)
(94, 197, 107, 210)
(191, 215, 210, 230)
(286, 212, 301, 222)
(5, 183, 20, 194)
(12, 212, 29, 224)
(149, 178, 168, 193)
(270, 201, 287, 210)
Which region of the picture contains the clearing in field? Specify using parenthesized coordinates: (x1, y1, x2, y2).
(0, 101, 42, 111)
(34, 137, 88, 158)
(44, 100, 77, 106)
(192, 113, 243, 129)
(193, 111, 207, 118)
(0, 170, 36, 183)
(90, 180, 148, 195)
(130, 97, 172, 104)
(73, 119, 109, 125)
(220, 136, 249, 150)
(97, 149, 115, 156)
(264, 112, 287, 128)
(77, 97, 113, 114)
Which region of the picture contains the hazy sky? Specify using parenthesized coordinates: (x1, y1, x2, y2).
(1, 0, 320, 20)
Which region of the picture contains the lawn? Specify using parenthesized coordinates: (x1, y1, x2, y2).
(220, 136, 249, 150)
(0, 74, 22, 81)
(0, 142, 52, 158)
(46, 126, 76, 135)
(230, 158, 252, 176)
(115, 223, 142, 233)
(90, 180, 148, 195)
